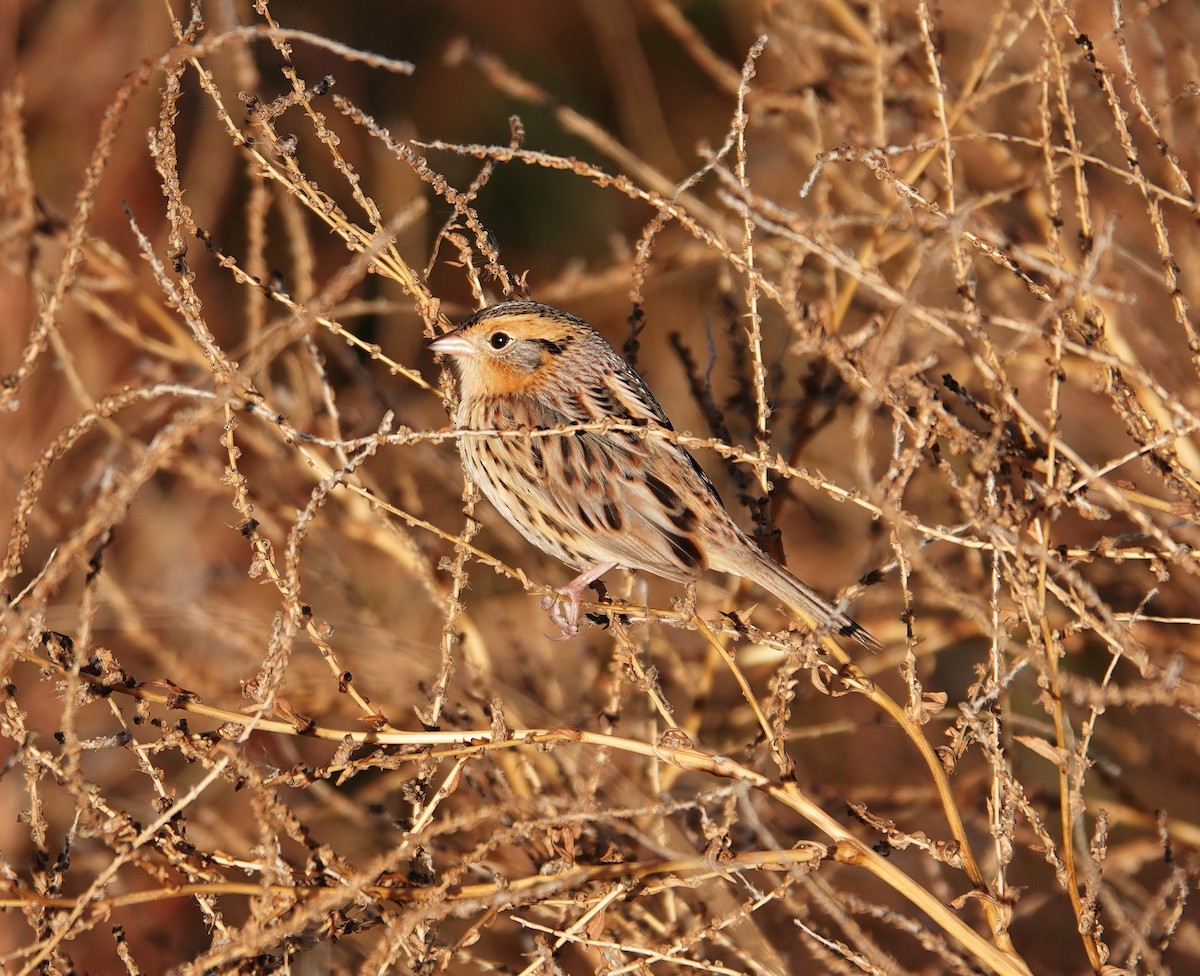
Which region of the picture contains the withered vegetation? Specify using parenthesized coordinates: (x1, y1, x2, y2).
(1, 1, 1198, 973)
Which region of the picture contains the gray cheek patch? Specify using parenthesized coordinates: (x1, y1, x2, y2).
(505, 340, 552, 373)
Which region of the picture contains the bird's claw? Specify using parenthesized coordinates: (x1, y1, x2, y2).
(539, 563, 616, 639)
(542, 590, 581, 640)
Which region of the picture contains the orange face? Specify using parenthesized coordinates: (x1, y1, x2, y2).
(429, 307, 587, 397)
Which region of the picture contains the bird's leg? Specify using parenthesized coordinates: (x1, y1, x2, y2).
(542, 561, 617, 639)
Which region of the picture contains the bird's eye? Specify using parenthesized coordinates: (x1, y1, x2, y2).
(489, 332, 512, 350)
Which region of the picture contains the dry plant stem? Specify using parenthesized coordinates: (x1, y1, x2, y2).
(733, 38, 773, 505)
(1033, 210, 1105, 964)
(987, 532, 1012, 906)
(512, 880, 634, 976)
(425, 476, 479, 731)
(693, 615, 784, 769)
(3, 847, 823, 913)
(513, 914, 747, 976)
(422, 118, 523, 291)
(643, 0, 742, 94)
(612, 622, 679, 730)
(1032, 517, 1106, 971)
(815, 630, 1016, 952)
(2, 67, 148, 408)
(12, 646, 1033, 976)
(17, 764, 225, 971)
(0, 384, 220, 583)
(820, 0, 876, 48)
(678, 618, 723, 743)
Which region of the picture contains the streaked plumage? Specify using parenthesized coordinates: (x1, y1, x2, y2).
(430, 301, 879, 649)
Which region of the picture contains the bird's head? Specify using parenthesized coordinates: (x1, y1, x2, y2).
(429, 301, 594, 396)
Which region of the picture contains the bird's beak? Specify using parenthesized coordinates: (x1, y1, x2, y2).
(428, 329, 477, 358)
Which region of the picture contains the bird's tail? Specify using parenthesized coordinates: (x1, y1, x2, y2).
(712, 542, 881, 651)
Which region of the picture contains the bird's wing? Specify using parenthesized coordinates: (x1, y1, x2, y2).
(534, 371, 731, 583)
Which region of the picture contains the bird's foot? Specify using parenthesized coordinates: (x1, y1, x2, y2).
(541, 591, 580, 640)
(540, 561, 617, 640)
